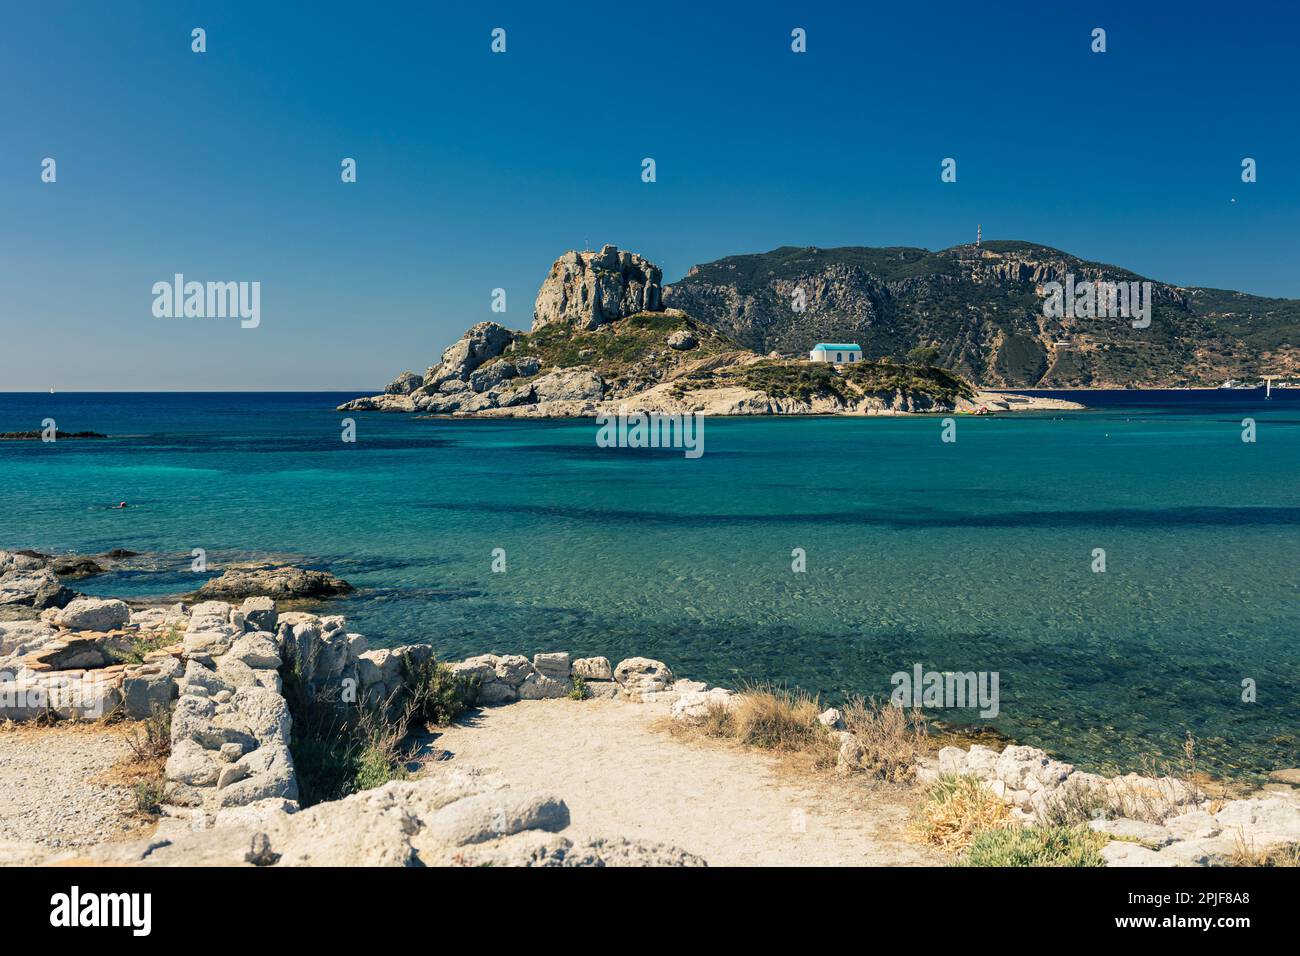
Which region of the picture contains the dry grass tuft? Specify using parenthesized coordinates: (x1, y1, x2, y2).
(668, 688, 929, 782)
(94, 704, 173, 818)
(730, 685, 824, 751)
(1229, 834, 1300, 867)
(911, 774, 1014, 853)
(842, 696, 929, 783)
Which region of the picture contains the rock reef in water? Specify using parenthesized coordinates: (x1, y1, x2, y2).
(193, 564, 353, 601)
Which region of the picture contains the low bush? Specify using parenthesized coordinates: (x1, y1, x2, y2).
(957, 824, 1108, 867)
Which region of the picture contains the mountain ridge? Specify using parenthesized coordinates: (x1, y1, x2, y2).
(663, 241, 1300, 387)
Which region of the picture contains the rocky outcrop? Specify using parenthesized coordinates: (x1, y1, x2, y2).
(335, 246, 994, 418)
(533, 245, 663, 331)
(164, 600, 298, 820)
(0, 551, 79, 610)
(0, 601, 183, 721)
(43, 768, 705, 867)
(384, 371, 422, 395)
(48, 555, 105, 578)
(914, 742, 1300, 867)
(530, 368, 605, 403)
(194, 565, 352, 601)
(423, 321, 516, 390)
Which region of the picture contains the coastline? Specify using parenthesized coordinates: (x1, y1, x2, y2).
(2, 585, 1297, 867)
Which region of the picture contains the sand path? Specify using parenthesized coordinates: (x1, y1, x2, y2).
(430, 698, 939, 866)
(0, 723, 150, 850)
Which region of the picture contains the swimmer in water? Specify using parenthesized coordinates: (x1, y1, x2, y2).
(113, 501, 127, 509)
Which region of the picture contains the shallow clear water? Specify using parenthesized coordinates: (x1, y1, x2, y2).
(1, 391, 1297, 777)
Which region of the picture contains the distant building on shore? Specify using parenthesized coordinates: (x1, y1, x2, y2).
(809, 343, 862, 364)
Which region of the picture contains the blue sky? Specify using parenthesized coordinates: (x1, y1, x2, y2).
(2, 0, 1298, 390)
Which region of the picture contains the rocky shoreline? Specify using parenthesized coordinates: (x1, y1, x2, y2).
(2, 576, 1295, 866)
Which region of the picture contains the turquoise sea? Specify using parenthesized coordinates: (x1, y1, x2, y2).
(1, 391, 1297, 778)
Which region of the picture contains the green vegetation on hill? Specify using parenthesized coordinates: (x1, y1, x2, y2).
(508, 309, 976, 410)
(511, 311, 735, 377)
(665, 243, 1300, 387)
(671, 356, 973, 406)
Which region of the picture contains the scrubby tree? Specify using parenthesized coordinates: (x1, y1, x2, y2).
(907, 345, 940, 367)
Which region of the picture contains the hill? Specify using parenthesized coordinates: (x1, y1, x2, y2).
(662, 242, 1300, 387)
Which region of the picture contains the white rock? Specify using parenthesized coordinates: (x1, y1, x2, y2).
(421, 790, 569, 847)
(965, 745, 1001, 779)
(54, 597, 130, 632)
(817, 707, 843, 729)
(582, 681, 619, 700)
(227, 632, 281, 669)
(1164, 809, 1221, 840)
(1101, 841, 1167, 867)
(532, 652, 570, 681)
(1213, 797, 1300, 846)
(517, 674, 569, 700)
(937, 746, 968, 776)
(614, 657, 674, 695)
(1088, 818, 1175, 848)
(670, 688, 736, 724)
(571, 656, 612, 680)
(494, 654, 533, 687)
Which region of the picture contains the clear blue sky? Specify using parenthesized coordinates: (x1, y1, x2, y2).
(2, 1, 1297, 390)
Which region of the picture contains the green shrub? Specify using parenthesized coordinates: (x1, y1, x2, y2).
(568, 675, 588, 701)
(133, 779, 166, 816)
(111, 624, 180, 665)
(282, 645, 472, 806)
(353, 744, 407, 791)
(957, 824, 1108, 867)
(401, 653, 473, 727)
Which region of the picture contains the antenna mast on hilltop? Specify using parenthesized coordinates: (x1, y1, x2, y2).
(976, 224, 981, 249)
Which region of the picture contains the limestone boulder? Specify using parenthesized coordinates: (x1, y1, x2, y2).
(518, 674, 569, 700)
(239, 596, 277, 632)
(614, 657, 674, 696)
(572, 656, 612, 680)
(532, 652, 570, 681)
(227, 632, 281, 670)
(54, 597, 130, 632)
(121, 658, 181, 719)
(494, 654, 533, 688)
(670, 688, 736, 724)
(0, 553, 80, 609)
